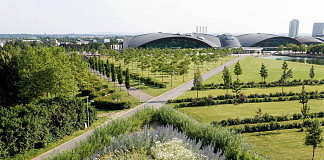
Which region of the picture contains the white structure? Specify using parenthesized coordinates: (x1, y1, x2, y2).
(312, 23, 324, 37)
(288, 19, 299, 37)
(104, 39, 110, 43)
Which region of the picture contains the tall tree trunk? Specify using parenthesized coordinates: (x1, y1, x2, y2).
(312, 146, 315, 160)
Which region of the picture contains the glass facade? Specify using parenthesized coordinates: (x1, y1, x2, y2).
(139, 37, 210, 48)
(253, 37, 300, 47)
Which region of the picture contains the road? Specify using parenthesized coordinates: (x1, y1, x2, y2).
(32, 55, 246, 160)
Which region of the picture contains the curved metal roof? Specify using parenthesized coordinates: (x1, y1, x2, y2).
(218, 34, 242, 48)
(124, 33, 222, 48)
(236, 33, 280, 47)
(295, 36, 324, 44)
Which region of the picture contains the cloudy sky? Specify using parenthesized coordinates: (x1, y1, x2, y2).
(0, 0, 323, 34)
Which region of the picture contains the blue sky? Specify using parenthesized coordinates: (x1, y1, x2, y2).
(0, 0, 323, 34)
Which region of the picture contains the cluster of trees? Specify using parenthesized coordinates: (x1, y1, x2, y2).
(279, 43, 324, 54)
(0, 43, 97, 158)
(101, 48, 236, 88)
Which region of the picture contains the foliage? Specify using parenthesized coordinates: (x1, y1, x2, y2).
(125, 68, 130, 90)
(222, 66, 232, 92)
(259, 63, 268, 83)
(95, 125, 224, 160)
(305, 119, 323, 160)
(51, 107, 260, 160)
(193, 70, 203, 98)
(199, 79, 324, 90)
(0, 97, 96, 158)
(309, 65, 315, 80)
(234, 61, 242, 81)
(211, 112, 324, 127)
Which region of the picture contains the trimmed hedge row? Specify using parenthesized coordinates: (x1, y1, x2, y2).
(211, 112, 324, 127)
(174, 93, 324, 108)
(52, 107, 262, 160)
(0, 97, 96, 158)
(232, 119, 324, 133)
(168, 91, 323, 103)
(193, 79, 324, 90)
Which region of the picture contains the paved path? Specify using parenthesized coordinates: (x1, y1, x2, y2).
(32, 55, 246, 160)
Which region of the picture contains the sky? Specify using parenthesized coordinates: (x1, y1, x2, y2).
(0, 0, 323, 35)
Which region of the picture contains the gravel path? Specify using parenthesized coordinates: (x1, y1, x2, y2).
(32, 55, 246, 160)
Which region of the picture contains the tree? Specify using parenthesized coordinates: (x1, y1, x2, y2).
(280, 61, 293, 94)
(232, 80, 242, 104)
(234, 61, 242, 81)
(259, 63, 268, 84)
(193, 70, 203, 98)
(305, 119, 323, 160)
(222, 66, 232, 94)
(300, 83, 310, 119)
(117, 66, 123, 90)
(111, 64, 116, 87)
(309, 65, 315, 80)
(125, 68, 130, 91)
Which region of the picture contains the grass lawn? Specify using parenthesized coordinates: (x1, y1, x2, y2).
(177, 84, 324, 99)
(244, 128, 324, 160)
(205, 56, 324, 84)
(104, 56, 236, 96)
(176, 99, 324, 123)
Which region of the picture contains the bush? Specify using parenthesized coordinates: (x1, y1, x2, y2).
(52, 107, 261, 160)
(233, 120, 324, 133)
(197, 79, 324, 90)
(0, 97, 96, 158)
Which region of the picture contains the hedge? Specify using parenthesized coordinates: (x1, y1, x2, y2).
(174, 93, 324, 108)
(231, 119, 324, 133)
(169, 91, 324, 103)
(0, 97, 96, 158)
(51, 107, 262, 160)
(193, 79, 324, 90)
(211, 112, 324, 127)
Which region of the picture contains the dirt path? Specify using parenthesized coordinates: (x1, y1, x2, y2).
(32, 55, 246, 160)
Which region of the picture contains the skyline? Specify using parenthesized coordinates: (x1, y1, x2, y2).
(1, 0, 324, 34)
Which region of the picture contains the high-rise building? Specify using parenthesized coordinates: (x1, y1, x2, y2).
(288, 19, 299, 37)
(312, 23, 324, 37)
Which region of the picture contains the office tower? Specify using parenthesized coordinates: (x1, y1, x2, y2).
(288, 19, 299, 37)
(312, 23, 324, 37)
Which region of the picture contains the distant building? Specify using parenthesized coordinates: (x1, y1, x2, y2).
(0, 41, 5, 47)
(312, 23, 324, 37)
(289, 19, 299, 37)
(116, 39, 124, 43)
(104, 39, 110, 43)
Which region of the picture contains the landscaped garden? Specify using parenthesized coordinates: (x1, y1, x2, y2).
(169, 56, 324, 159)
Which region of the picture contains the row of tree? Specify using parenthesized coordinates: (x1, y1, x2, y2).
(279, 43, 324, 54)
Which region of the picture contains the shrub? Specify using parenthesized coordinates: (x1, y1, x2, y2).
(0, 97, 96, 158)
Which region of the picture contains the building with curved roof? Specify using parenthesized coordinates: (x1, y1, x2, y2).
(236, 33, 301, 47)
(295, 36, 324, 45)
(124, 32, 313, 49)
(123, 33, 221, 49)
(217, 34, 241, 48)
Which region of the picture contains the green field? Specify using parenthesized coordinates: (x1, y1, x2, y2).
(176, 100, 324, 123)
(173, 56, 324, 160)
(245, 129, 324, 160)
(205, 56, 324, 83)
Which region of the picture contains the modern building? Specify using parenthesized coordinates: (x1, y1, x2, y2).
(312, 23, 324, 37)
(124, 32, 323, 49)
(288, 19, 299, 37)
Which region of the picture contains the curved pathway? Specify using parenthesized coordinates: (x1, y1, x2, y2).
(32, 55, 246, 160)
